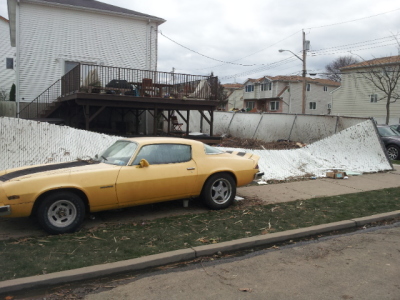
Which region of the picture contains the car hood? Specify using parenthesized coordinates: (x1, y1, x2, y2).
(0, 160, 108, 182)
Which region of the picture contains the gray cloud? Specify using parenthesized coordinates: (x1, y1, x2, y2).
(1, 0, 399, 83)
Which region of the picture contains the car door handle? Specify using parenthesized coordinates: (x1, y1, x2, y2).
(187, 167, 196, 170)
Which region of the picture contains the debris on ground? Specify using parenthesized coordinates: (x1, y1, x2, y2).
(217, 136, 306, 150)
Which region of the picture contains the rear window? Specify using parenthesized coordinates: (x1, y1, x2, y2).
(204, 144, 223, 154)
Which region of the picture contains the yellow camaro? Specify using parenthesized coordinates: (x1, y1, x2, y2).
(0, 137, 262, 234)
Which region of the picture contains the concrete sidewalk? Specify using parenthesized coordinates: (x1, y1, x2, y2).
(1, 165, 400, 295)
(237, 165, 400, 203)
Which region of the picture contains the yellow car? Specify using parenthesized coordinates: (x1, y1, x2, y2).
(0, 137, 262, 234)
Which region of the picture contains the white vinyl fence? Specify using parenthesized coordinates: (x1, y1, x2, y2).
(0, 116, 392, 181)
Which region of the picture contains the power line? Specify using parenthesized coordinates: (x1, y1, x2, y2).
(159, 31, 256, 67)
(311, 34, 400, 53)
(306, 7, 400, 30)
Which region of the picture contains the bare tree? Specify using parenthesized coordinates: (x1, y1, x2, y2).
(360, 55, 400, 124)
(0, 88, 8, 101)
(325, 55, 360, 82)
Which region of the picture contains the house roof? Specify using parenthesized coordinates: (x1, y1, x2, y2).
(36, 0, 165, 22)
(7, 0, 166, 46)
(223, 83, 243, 89)
(0, 16, 9, 23)
(341, 55, 400, 70)
(245, 75, 340, 87)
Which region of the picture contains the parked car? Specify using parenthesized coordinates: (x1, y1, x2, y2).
(389, 124, 400, 133)
(0, 137, 262, 234)
(376, 125, 400, 160)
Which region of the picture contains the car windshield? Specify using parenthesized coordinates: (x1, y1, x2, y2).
(98, 140, 138, 165)
(378, 126, 400, 137)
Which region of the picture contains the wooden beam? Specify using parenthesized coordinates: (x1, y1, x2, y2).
(89, 106, 106, 123)
(176, 110, 187, 123)
(186, 110, 190, 135)
(199, 110, 211, 125)
(210, 109, 214, 136)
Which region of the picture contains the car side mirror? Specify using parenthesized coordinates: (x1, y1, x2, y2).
(137, 159, 150, 168)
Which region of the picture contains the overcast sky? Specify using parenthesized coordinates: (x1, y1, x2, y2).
(1, 0, 399, 83)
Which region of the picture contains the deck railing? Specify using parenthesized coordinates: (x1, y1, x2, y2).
(19, 64, 219, 119)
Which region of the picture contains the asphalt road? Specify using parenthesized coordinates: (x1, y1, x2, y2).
(82, 224, 400, 300)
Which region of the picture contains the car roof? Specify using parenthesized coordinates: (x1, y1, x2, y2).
(119, 137, 204, 146)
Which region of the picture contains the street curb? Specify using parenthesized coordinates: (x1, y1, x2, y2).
(351, 211, 400, 227)
(1, 211, 400, 295)
(0, 248, 195, 294)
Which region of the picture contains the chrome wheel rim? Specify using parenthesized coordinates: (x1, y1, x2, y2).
(387, 147, 398, 160)
(47, 200, 77, 228)
(211, 178, 232, 204)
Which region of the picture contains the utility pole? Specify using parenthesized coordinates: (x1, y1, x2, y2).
(301, 30, 307, 114)
(279, 30, 309, 114)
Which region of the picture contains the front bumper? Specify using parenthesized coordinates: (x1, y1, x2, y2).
(254, 171, 264, 181)
(0, 205, 11, 216)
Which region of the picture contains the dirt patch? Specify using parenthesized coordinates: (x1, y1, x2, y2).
(218, 136, 306, 150)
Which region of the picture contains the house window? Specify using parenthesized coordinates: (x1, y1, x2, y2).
(261, 82, 272, 91)
(309, 102, 317, 110)
(323, 86, 328, 92)
(246, 101, 255, 110)
(370, 94, 378, 103)
(270, 101, 279, 111)
(306, 83, 311, 91)
(261, 83, 266, 91)
(245, 85, 254, 92)
(6, 58, 13, 69)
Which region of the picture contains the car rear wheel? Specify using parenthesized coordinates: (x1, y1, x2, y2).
(386, 145, 400, 160)
(201, 173, 236, 210)
(37, 191, 85, 235)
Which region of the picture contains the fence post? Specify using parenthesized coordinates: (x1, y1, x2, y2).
(288, 115, 298, 141)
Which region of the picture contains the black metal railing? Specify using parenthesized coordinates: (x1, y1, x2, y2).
(19, 64, 219, 119)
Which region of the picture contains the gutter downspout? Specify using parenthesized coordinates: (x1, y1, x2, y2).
(329, 86, 341, 115)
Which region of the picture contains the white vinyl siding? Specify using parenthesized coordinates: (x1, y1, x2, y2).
(0, 19, 16, 100)
(17, 3, 159, 102)
(332, 71, 400, 124)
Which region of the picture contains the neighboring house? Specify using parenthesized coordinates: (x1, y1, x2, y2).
(332, 55, 400, 124)
(7, 0, 165, 106)
(222, 83, 244, 111)
(0, 16, 15, 100)
(243, 76, 340, 114)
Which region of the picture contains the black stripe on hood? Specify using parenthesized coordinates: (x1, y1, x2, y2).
(0, 160, 99, 182)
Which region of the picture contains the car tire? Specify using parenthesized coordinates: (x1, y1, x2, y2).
(386, 145, 400, 160)
(37, 191, 85, 235)
(201, 173, 236, 210)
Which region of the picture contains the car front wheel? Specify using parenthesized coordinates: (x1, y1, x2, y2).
(201, 173, 236, 210)
(386, 145, 400, 160)
(37, 191, 85, 234)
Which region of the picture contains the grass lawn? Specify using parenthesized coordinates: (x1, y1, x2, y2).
(1, 187, 400, 281)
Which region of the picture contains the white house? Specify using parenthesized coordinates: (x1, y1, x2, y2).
(332, 55, 400, 124)
(243, 76, 340, 114)
(222, 83, 244, 111)
(7, 0, 165, 108)
(0, 16, 15, 100)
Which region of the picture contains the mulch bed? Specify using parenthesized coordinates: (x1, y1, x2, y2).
(218, 136, 306, 150)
